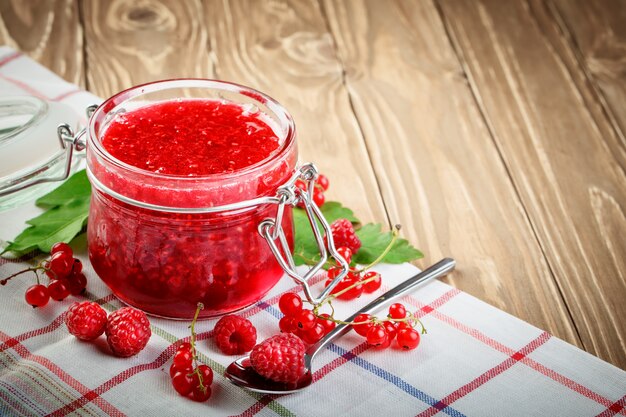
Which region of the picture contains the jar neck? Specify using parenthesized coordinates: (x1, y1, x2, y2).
(86, 79, 297, 210)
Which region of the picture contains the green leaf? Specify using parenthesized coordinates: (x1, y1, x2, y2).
(3, 170, 91, 255)
(293, 201, 360, 266)
(317, 201, 359, 224)
(353, 223, 423, 264)
(36, 169, 91, 208)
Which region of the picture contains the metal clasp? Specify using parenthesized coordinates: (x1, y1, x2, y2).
(259, 163, 350, 305)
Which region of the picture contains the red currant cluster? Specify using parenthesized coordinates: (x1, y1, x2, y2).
(352, 303, 424, 350)
(295, 173, 329, 207)
(277, 292, 336, 344)
(1, 242, 88, 308)
(170, 343, 213, 402)
(325, 246, 381, 300)
(65, 302, 152, 357)
(169, 304, 214, 402)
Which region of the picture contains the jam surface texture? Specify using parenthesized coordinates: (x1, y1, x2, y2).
(102, 99, 281, 176)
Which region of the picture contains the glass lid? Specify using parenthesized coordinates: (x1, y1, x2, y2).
(0, 95, 82, 211)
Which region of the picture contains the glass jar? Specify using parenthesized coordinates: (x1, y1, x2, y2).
(85, 79, 297, 319)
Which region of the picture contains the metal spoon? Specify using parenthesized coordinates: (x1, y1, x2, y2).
(224, 258, 456, 394)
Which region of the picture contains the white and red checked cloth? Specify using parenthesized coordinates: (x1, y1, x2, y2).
(0, 46, 625, 417)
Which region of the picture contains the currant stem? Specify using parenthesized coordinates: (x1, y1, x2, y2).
(325, 273, 380, 301)
(0, 267, 40, 285)
(189, 302, 206, 392)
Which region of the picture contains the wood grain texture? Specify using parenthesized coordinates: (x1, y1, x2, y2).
(321, 0, 581, 347)
(0, 0, 83, 86)
(550, 0, 626, 164)
(438, 0, 626, 369)
(81, 0, 213, 97)
(204, 0, 387, 222)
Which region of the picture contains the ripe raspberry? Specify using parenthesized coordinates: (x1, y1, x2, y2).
(65, 301, 108, 341)
(250, 333, 306, 383)
(327, 219, 361, 254)
(213, 314, 257, 355)
(105, 307, 151, 357)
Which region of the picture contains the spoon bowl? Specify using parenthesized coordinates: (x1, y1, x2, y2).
(224, 258, 456, 394)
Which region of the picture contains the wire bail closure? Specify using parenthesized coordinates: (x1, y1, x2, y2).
(259, 163, 350, 305)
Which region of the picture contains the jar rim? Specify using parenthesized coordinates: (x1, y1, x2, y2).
(88, 78, 296, 182)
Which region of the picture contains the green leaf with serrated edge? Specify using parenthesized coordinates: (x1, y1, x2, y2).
(352, 223, 423, 265)
(293, 201, 360, 266)
(2, 170, 91, 255)
(317, 201, 359, 224)
(36, 169, 91, 208)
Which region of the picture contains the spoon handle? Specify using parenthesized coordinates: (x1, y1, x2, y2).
(307, 258, 456, 358)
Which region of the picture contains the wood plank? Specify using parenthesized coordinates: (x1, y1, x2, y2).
(0, 0, 83, 86)
(438, 0, 626, 369)
(81, 0, 213, 98)
(203, 0, 387, 222)
(549, 0, 626, 166)
(321, 0, 581, 348)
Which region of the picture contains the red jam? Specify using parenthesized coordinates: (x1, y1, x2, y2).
(101, 99, 281, 175)
(87, 95, 296, 319)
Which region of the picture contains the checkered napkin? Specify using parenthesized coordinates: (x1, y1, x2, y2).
(1, 46, 625, 417)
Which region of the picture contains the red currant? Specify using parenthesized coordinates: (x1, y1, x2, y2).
(313, 189, 325, 206)
(190, 384, 212, 402)
(376, 333, 393, 350)
(326, 267, 342, 286)
(335, 247, 352, 264)
(366, 325, 388, 346)
(352, 313, 373, 336)
(301, 323, 325, 344)
(295, 309, 316, 331)
(397, 328, 420, 350)
(383, 321, 398, 341)
(67, 272, 87, 296)
(193, 364, 214, 387)
(48, 252, 73, 279)
(169, 363, 182, 378)
(388, 303, 407, 319)
(316, 313, 336, 334)
(279, 315, 298, 333)
(362, 271, 382, 293)
(278, 293, 303, 317)
(51, 242, 73, 258)
(71, 258, 83, 275)
(25, 284, 50, 308)
(295, 179, 307, 191)
(336, 274, 363, 300)
(317, 174, 329, 191)
(173, 349, 193, 371)
(48, 279, 70, 301)
(171, 371, 194, 396)
(177, 342, 192, 353)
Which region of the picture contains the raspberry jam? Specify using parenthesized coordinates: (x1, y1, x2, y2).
(86, 80, 297, 319)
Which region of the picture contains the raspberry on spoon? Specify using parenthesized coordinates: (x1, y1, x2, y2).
(249, 333, 306, 383)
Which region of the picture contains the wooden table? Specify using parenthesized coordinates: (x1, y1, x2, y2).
(1, 0, 624, 370)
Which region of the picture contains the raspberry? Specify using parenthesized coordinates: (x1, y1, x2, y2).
(250, 333, 306, 383)
(327, 219, 361, 254)
(213, 314, 257, 355)
(105, 307, 151, 357)
(65, 301, 108, 341)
